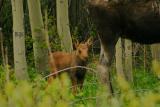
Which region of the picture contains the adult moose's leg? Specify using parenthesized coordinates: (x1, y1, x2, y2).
(97, 34, 118, 94)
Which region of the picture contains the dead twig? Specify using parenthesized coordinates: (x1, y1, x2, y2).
(43, 66, 97, 79)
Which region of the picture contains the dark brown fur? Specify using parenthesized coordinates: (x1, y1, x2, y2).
(88, 0, 160, 43)
(87, 0, 160, 93)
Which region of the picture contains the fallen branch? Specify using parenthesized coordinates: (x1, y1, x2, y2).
(43, 66, 97, 79)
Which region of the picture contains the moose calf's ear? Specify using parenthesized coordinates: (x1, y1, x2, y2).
(86, 37, 93, 47)
(74, 40, 79, 49)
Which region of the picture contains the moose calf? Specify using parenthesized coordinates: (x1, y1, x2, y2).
(48, 38, 92, 93)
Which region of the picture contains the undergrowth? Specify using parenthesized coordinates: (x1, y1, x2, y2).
(0, 62, 160, 107)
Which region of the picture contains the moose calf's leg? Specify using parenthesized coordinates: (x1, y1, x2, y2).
(48, 76, 54, 84)
(78, 77, 85, 89)
(70, 74, 78, 94)
(76, 70, 86, 89)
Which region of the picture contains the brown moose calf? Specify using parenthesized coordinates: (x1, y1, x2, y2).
(48, 38, 92, 93)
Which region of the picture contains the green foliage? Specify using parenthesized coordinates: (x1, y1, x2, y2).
(0, 0, 13, 65)
(25, 35, 34, 66)
(0, 62, 160, 107)
(133, 68, 160, 90)
(0, 70, 74, 107)
(0, 66, 7, 89)
(47, 15, 61, 51)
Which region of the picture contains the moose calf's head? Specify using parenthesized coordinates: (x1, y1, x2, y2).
(74, 37, 93, 61)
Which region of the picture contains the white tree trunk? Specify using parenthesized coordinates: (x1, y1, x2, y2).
(0, 28, 5, 66)
(151, 44, 160, 77)
(124, 39, 133, 82)
(116, 38, 125, 78)
(27, 0, 49, 76)
(11, 0, 28, 80)
(151, 44, 160, 61)
(57, 0, 73, 52)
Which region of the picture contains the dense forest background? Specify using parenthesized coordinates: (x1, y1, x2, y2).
(0, 0, 160, 107)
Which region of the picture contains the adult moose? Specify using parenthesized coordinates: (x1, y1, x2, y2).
(87, 0, 160, 93)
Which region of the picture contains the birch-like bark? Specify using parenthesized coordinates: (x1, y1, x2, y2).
(116, 38, 125, 78)
(27, 0, 49, 76)
(56, 0, 73, 52)
(124, 39, 133, 82)
(11, 0, 28, 80)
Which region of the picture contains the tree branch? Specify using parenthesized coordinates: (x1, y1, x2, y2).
(43, 66, 97, 79)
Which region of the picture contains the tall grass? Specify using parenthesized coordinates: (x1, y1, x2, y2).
(0, 62, 160, 107)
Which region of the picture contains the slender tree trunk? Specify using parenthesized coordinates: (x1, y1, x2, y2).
(11, 0, 28, 80)
(5, 47, 9, 82)
(132, 43, 139, 71)
(44, 9, 56, 71)
(0, 28, 5, 66)
(56, 0, 73, 52)
(0, 29, 10, 82)
(0, 0, 3, 28)
(0, 0, 3, 12)
(124, 39, 133, 82)
(27, 0, 49, 76)
(70, 0, 77, 27)
(44, 9, 57, 82)
(151, 44, 160, 61)
(116, 38, 125, 78)
(70, 0, 85, 25)
(151, 44, 160, 77)
(70, 0, 88, 38)
(44, 10, 52, 59)
(143, 45, 146, 72)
